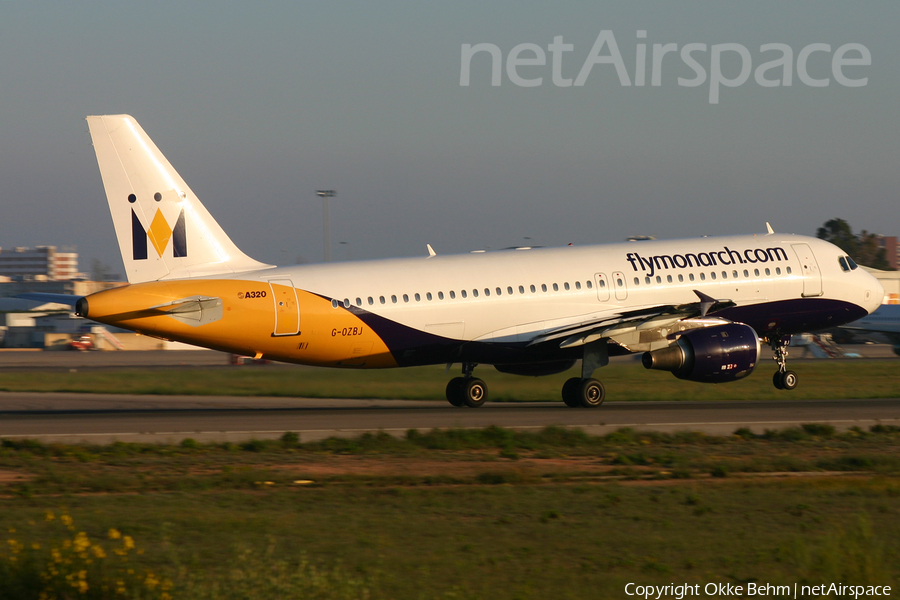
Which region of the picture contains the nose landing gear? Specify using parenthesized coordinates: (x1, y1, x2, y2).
(769, 336, 798, 391)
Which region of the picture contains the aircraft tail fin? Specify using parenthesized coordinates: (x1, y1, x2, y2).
(86, 115, 272, 284)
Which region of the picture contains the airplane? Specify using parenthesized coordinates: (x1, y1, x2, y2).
(840, 304, 900, 357)
(26, 115, 885, 408)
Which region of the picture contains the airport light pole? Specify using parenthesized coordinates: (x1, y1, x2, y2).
(316, 190, 336, 262)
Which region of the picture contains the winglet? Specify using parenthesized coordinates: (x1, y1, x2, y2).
(426, 244, 436, 257)
(765, 222, 774, 234)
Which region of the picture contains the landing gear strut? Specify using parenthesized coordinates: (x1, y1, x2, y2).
(446, 363, 488, 408)
(769, 335, 798, 391)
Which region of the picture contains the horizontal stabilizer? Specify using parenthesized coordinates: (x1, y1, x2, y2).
(14, 293, 83, 307)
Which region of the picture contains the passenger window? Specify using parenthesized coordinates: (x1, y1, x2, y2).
(655, 276, 661, 284)
(721, 271, 727, 279)
(678, 274, 684, 282)
(617, 277, 624, 286)
(711, 272, 717, 280)
(575, 282, 581, 290)
(700, 273, 706, 281)
(765, 268, 771, 276)
(332, 299, 339, 308)
(391, 295, 397, 304)
(426, 292, 433, 301)
(508, 286, 513, 295)
(367, 297, 374, 306)
(743, 270, 749, 278)
(564, 282, 570, 291)
(552, 283, 559, 291)
(775, 268, 781, 275)
(343, 298, 350, 308)
(689, 273, 695, 281)
(461, 290, 467, 298)
(530, 285, 536, 293)
(733, 270, 738, 278)
(598, 280, 605, 289)
(754, 268, 760, 277)
(667, 275, 673, 283)
(519, 285, 525, 293)
(634, 277, 640, 285)
(379, 296, 385, 305)
(645, 277, 651, 285)
(787, 267, 792, 274)
(437, 292, 443, 300)
(484, 288, 490, 297)
(541, 284, 548, 292)
(403, 294, 409, 303)
(356, 298, 362, 307)
(450, 291, 456, 299)
(586, 281, 593, 289)
(473, 289, 479, 298)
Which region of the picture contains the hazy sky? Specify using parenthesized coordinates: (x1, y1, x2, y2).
(1, 1, 897, 277)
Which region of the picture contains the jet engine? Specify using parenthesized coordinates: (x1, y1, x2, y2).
(641, 323, 759, 383)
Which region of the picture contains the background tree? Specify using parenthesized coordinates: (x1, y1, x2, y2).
(816, 219, 891, 270)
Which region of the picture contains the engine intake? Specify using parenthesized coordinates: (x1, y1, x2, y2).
(642, 323, 759, 383)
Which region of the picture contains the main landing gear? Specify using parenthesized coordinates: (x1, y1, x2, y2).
(561, 377, 605, 407)
(445, 342, 611, 408)
(446, 363, 488, 408)
(561, 339, 609, 408)
(769, 335, 798, 391)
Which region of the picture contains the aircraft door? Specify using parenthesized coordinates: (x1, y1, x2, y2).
(594, 273, 610, 301)
(791, 244, 823, 297)
(269, 279, 300, 336)
(612, 271, 628, 301)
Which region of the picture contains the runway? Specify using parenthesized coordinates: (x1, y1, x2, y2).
(0, 392, 898, 444)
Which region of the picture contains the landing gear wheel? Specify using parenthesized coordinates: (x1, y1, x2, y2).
(446, 377, 465, 407)
(562, 377, 581, 407)
(578, 378, 605, 408)
(772, 371, 784, 390)
(781, 370, 798, 390)
(462, 378, 488, 408)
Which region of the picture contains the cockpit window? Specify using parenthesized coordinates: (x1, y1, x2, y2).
(846, 256, 859, 270)
(838, 256, 850, 272)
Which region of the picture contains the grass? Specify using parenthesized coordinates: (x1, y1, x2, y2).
(1, 425, 900, 598)
(0, 359, 898, 401)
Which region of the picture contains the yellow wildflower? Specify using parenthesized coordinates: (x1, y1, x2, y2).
(123, 536, 134, 550)
(45, 511, 55, 522)
(108, 528, 121, 540)
(73, 532, 91, 554)
(60, 514, 73, 527)
(91, 544, 107, 559)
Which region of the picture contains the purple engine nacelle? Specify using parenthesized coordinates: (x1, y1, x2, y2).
(641, 323, 760, 383)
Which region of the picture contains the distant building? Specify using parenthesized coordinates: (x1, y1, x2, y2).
(877, 236, 898, 270)
(0, 246, 83, 281)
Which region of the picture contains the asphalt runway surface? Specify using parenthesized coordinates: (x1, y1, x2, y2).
(0, 392, 898, 444)
(0, 348, 897, 444)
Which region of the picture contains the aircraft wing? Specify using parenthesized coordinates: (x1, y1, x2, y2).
(527, 290, 736, 349)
